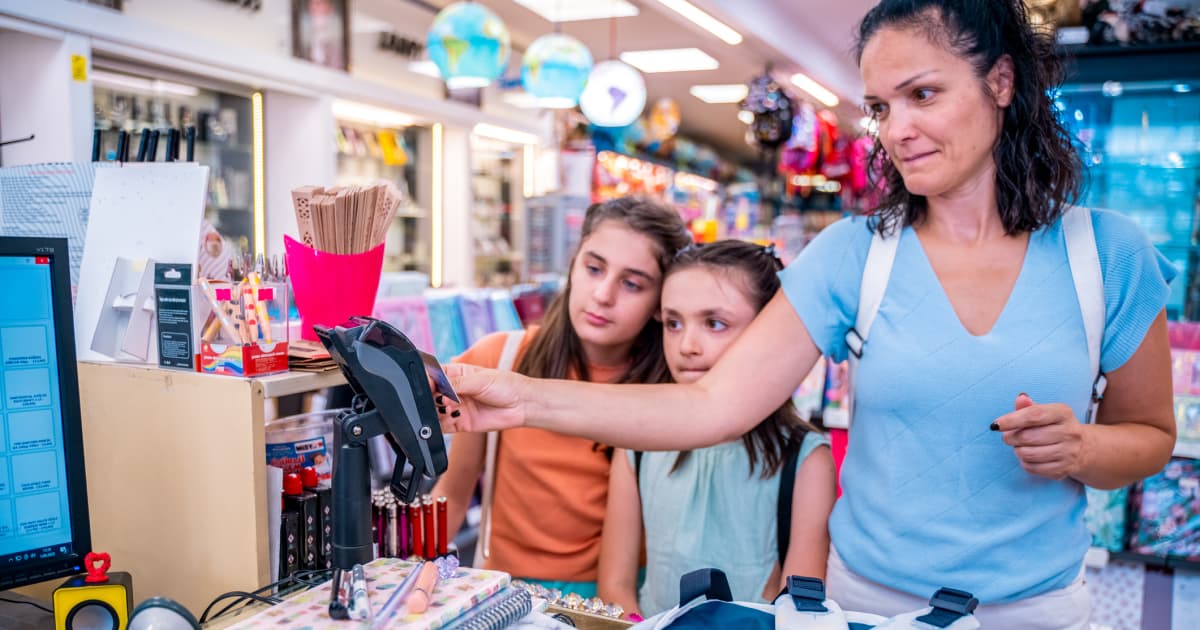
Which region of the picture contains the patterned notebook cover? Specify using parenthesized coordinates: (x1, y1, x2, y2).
(226, 558, 510, 629)
(374, 296, 435, 354)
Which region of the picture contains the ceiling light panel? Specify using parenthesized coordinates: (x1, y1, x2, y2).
(654, 0, 742, 45)
(790, 72, 840, 107)
(689, 84, 748, 103)
(619, 48, 719, 73)
(513, 0, 638, 22)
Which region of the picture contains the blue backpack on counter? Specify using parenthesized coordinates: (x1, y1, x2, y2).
(632, 569, 980, 630)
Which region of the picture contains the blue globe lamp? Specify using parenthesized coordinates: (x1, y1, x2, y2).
(521, 33, 593, 109)
(426, 2, 511, 89)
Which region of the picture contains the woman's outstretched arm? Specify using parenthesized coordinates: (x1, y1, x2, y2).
(446, 291, 823, 451)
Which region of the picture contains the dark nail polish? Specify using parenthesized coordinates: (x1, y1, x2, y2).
(437, 406, 447, 414)
(436, 395, 444, 405)
(989, 422, 1000, 431)
(451, 410, 461, 418)
(1018, 392, 1028, 398)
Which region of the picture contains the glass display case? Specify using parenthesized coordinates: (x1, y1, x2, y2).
(92, 66, 255, 254)
(333, 119, 431, 275)
(1057, 77, 1200, 320)
(471, 136, 521, 287)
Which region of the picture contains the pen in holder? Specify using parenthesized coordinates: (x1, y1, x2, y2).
(196, 277, 290, 376)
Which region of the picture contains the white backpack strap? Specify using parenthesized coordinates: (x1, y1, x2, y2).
(475, 330, 526, 566)
(1062, 206, 1107, 423)
(831, 227, 900, 430)
(849, 228, 902, 357)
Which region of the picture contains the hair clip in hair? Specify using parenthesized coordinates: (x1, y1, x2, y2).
(761, 243, 783, 269)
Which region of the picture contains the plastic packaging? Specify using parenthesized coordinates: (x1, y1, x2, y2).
(266, 409, 341, 483)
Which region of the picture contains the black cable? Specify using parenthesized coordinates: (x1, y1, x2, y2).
(198, 591, 281, 624)
(202, 569, 333, 623)
(0, 596, 53, 614)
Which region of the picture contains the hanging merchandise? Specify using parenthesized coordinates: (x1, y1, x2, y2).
(740, 73, 793, 149)
(848, 135, 874, 196)
(647, 97, 681, 141)
(779, 101, 820, 174)
(521, 33, 594, 109)
(579, 60, 647, 128)
(426, 1, 511, 89)
(818, 110, 852, 181)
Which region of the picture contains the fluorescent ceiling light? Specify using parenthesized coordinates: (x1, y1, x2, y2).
(513, 0, 638, 22)
(332, 100, 416, 128)
(790, 72, 839, 107)
(689, 84, 747, 103)
(654, 0, 742, 45)
(502, 91, 542, 109)
(619, 48, 719, 74)
(473, 123, 539, 145)
(92, 70, 199, 97)
(408, 60, 442, 79)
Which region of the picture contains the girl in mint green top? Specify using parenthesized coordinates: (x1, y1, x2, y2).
(597, 241, 837, 618)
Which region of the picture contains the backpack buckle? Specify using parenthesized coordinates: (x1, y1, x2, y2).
(845, 328, 864, 359)
(786, 576, 828, 613)
(915, 587, 978, 628)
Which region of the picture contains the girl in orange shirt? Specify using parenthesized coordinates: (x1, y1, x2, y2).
(433, 196, 690, 597)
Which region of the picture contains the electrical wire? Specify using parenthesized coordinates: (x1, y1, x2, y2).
(198, 591, 281, 624)
(0, 596, 53, 614)
(200, 569, 334, 623)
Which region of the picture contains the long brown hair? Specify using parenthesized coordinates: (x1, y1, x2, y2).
(515, 196, 692, 386)
(665, 240, 821, 478)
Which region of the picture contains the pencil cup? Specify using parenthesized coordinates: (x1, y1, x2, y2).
(195, 279, 290, 377)
(285, 235, 385, 341)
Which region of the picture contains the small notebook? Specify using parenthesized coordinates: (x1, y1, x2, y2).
(425, 291, 468, 363)
(224, 558, 509, 629)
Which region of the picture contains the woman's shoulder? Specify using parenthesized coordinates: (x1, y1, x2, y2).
(781, 214, 874, 280)
(1084, 208, 1178, 283)
(1088, 208, 1155, 252)
(808, 214, 876, 249)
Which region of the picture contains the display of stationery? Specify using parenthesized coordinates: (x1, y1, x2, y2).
(291, 182, 402, 255)
(75, 163, 209, 363)
(1130, 457, 1200, 560)
(224, 558, 510, 629)
(195, 253, 290, 377)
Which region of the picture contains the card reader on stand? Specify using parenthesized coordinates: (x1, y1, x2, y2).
(314, 317, 449, 621)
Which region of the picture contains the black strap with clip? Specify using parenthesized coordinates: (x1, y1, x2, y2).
(777, 576, 828, 613)
(914, 587, 978, 628)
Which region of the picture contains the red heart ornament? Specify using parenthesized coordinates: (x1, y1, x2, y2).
(84, 551, 111, 583)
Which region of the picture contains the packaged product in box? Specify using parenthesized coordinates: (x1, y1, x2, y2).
(197, 279, 289, 376)
(265, 410, 338, 482)
(1085, 486, 1129, 552)
(1175, 395, 1200, 459)
(1130, 458, 1200, 560)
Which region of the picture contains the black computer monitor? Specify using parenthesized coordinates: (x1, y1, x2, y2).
(0, 236, 91, 590)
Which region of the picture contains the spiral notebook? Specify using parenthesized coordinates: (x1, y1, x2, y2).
(224, 558, 510, 629)
(442, 588, 532, 630)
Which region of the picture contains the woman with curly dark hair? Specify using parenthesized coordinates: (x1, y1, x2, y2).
(441, 2, 1177, 626)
